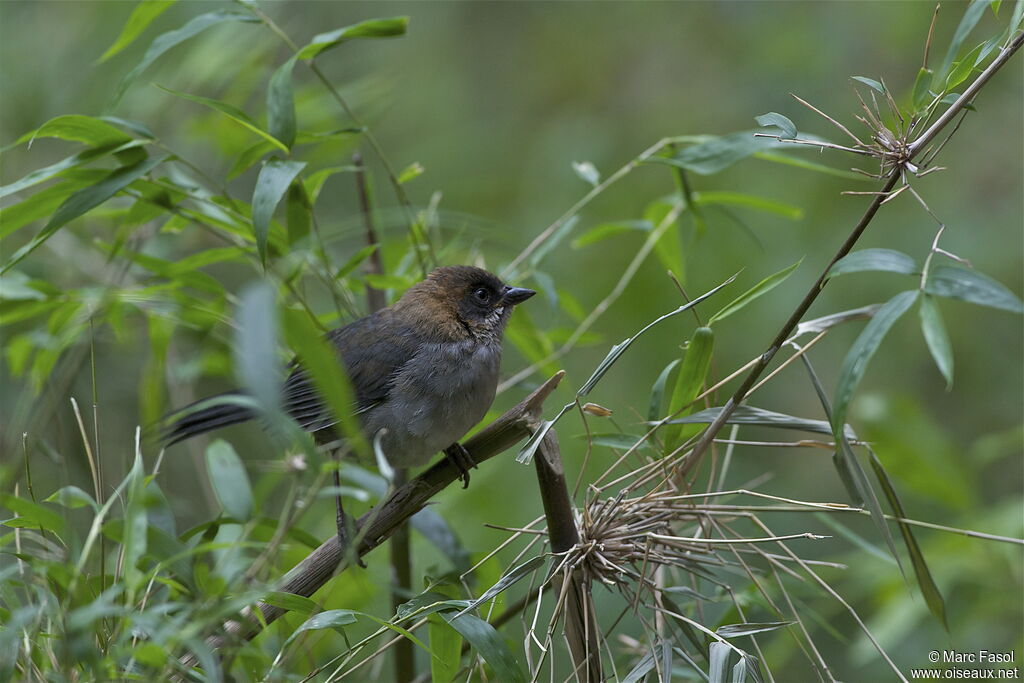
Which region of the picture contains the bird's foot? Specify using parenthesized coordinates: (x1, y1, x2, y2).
(334, 469, 366, 569)
(444, 442, 477, 489)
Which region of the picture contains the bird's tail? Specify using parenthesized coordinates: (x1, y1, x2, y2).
(160, 391, 255, 447)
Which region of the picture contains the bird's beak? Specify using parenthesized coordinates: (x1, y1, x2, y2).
(503, 286, 536, 305)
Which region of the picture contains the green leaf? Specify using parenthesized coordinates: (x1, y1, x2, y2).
(154, 84, 288, 153)
(442, 612, 525, 683)
(262, 591, 318, 615)
(282, 309, 370, 459)
(334, 244, 380, 280)
(571, 220, 651, 249)
(305, 164, 359, 203)
(45, 486, 99, 511)
(114, 9, 254, 102)
(938, 0, 989, 82)
(1, 139, 148, 200)
(831, 290, 919, 433)
(663, 326, 714, 454)
(919, 295, 954, 388)
(16, 114, 133, 147)
(709, 641, 732, 683)
(752, 150, 869, 181)
(694, 191, 803, 220)
(0, 172, 106, 239)
(827, 249, 919, 278)
(912, 67, 935, 111)
(716, 622, 794, 638)
(1, 493, 66, 535)
(945, 42, 986, 91)
(1, 154, 166, 275)
(286, 182, 312, 245)
(0, 272, 45, 301)
(666, 404, 856, 439)
(868, 450, 948, 629)
(205, 440, 254, 521)
(455, 556, 545, 618)
(709, 258, 802, 325)
(925, 265, 1024, 314)
(754, 112, 796, 139)
(99, 0, 178, 63)
(656, 131, 781, 175)
(428, 583, 464, 683)
(252, 159, 306, 264)
(281, 609, 358, 650)
(267, 56, 298, 149)
(648, 359, 681, 422)
(852, 76, 886, 93)
(298, 16, 410, 60)
(233, 281, 282, 415)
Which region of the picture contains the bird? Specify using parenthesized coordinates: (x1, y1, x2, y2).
(161, 265, 536, 484)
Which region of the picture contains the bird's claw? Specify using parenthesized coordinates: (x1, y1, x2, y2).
(444, 442, 477, 488)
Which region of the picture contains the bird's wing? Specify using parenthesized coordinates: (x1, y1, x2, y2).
(282, 311, 421, 433)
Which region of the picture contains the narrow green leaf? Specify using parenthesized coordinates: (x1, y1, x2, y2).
(267, 56, 298, 148)
(0, 172, 108, 239)
(663, 326, 714, 454)
(945, 42, 986, 91)
(252, 159, 306, 264)
(16, 114, 133, 148)
(281, 609, 358, 650)
(298, 16, 410, 60)
(205, 440, 254, 521)
(831, 290, 919, 434)
(1, 139, 147, 200)
(455, 556, 545, 618)
(752, 150, 869, 181)
(622, 652, 656, 683)
(0, 493, 66, 535)
(919, 295, 954, 387)
(99, 0, 178, 63)
(282, 308, 370, 459)
(709, 641, 732, 683)
(709, 258, 802, 325)
(694, 191, 803, 220)
(286, 182, 312, 246)
(334, 244, 380, 280)
(122, 452, 148, 590)
(571, 220, 652, 249)
(716, 622, 794, 638)
(429, 583, 464, 683)
(754, 112, 797, 139)
(939, 0, 989, 81)
(397, 161, 425, 184)
(233, 280, 282, 415)
(852, 76, 886, 93)
(827, 248, 918, 279)
(925, 265, 1024, 314)
(657, 131, 781, 175)
(1, 154, 166, 275)
(442, 613, 525, 683)
(868, 450, 949, 629)
(835, 435, 903, 572)
(648, 358, 681, 422)
(912, 67, 935, 111)
(154, 84, 288, 153)
(262, 591, 318, 615)
(114, 9, 253, 102)
(45, 486, 98, 511)
(665, 404, 856, 439)
(305, 164, 359, 203)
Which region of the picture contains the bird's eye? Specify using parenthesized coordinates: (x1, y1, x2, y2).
(473, 287, 490, 303)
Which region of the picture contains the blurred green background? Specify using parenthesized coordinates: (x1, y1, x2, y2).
(1, 1, 1021, 680)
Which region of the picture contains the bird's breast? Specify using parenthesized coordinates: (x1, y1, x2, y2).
(365, 340, 501, 468)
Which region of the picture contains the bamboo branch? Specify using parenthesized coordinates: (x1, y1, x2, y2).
(180, 371, 565, 666)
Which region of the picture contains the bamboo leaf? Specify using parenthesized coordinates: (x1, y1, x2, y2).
(1, 154, 166, 275)
(441, 612, 526, 683)
(925, 265, 1024, 314)
(831, 290, 919, 433)
(155, 84, 289, 153)
(205, 440, 254, 522)
(99, 0, 178, 63)
(663, 326, 714, 454)
(868, 450, 949, 629)
(252, 159, 306, 264)
(754, 112, 797, 138)
(267, 56, 298, 149)
(298, 16, 409, 60)
(114, 9, 254, 103)
(827, 248, 918, 278)
(709, 258, 802, 325)
(919, 295, 954, 388)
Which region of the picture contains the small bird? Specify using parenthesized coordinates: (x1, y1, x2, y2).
(161, 265, 535, 484)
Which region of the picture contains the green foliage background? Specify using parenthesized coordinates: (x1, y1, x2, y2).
(1, 1, 1021, 681)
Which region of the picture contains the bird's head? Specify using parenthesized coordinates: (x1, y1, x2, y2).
(395, 265, 535, 342)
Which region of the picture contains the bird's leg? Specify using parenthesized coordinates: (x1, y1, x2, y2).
(443, 442, 477, 488)
(332, 452, 366, 569)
